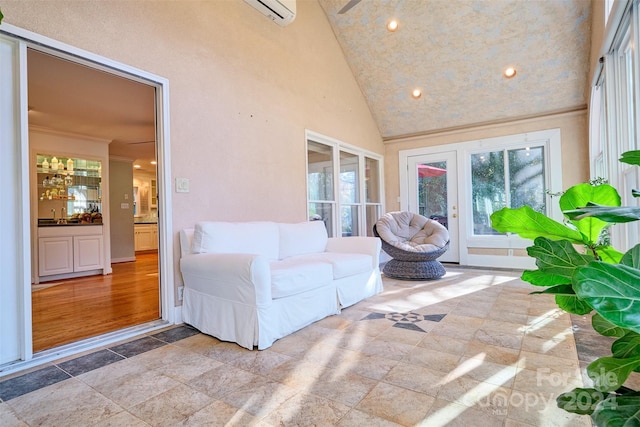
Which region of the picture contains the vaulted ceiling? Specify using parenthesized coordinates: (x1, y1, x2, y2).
(26, 0, 593, 164)
(317, 0, 592, 139)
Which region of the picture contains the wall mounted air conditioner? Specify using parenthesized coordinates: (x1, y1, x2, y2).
(243, 0, 296, 27)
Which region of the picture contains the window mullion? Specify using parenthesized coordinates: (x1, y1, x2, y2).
(504, 149, 511, 208)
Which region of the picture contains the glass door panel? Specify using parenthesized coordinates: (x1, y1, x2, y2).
(408, 152, 459, 263)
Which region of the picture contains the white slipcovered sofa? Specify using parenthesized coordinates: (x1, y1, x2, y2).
(179, 220, 383, 350)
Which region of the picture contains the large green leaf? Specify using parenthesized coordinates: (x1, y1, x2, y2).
(490, 206, 584, 243)
(555, 294, 593, 315)
(621, 244, 640, 268)
(556, 388, 606, 415)
(592, 395, 640, 427)
(612, 334, 640, 359)
(587, 356, 640, 392)
(593, 313, 628, 337)
(620, 150, 640, 167)
(573, 262, 640, 334)
(527, 237, 594, 279)
(560, 183, 620, 244)
(530, 284, 575, 295)
(598, 245, 624, 264)
(521, 269, 570, 286)
(564, 205, 640, 224)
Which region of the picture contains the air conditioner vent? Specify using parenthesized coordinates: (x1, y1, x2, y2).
(244, 0, 296, 27)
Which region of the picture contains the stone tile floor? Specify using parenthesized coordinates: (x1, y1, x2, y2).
(1, 266, 636, 426)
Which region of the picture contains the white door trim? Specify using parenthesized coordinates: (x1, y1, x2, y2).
(406, 151, 459, 263)
(0, 23, 175, 373)
(399, 129, 562, 269)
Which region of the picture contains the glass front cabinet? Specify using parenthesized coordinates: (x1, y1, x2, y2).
(36, 154, 102, 224)
(34, 152, 106, 283)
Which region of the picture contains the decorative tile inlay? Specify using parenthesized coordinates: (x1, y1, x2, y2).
(0, 365, 70, 401)
(58, 349, 124, 377)
(109, 336, 166, 358)
(152, 325, 200, 343)
(362, 311, 446, 333)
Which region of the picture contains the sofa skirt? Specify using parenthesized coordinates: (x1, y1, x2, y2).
(183, 283, 340, 350)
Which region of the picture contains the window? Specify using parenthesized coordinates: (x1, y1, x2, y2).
(306, 131, 383, 238)
(307, 141, 335, 235)
(364, 157, 382, 237)
(471, 146, 546, 236)
(590, 0, 640, 251)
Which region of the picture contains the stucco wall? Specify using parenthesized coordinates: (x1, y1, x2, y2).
(2, 0, 384, 287)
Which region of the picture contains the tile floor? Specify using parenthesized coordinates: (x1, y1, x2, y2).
(0, 266, 632, 426)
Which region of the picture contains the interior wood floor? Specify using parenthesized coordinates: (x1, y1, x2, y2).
(31, 252, 160, 353)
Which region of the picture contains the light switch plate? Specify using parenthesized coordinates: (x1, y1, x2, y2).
(176, 177, 190, 193)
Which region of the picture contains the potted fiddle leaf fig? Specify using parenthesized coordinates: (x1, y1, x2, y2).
(490, 150, 640, 426)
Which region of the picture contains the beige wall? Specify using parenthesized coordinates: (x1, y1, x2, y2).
(109, 159, 135, 262)
(383, 110, 590, 212)
(589, 0, 606, 86)
(2, 0, 384, 287)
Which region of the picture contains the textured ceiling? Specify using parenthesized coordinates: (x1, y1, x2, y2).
(317, 0, 592, 139)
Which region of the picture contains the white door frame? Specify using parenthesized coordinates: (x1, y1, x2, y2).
(406, 151, 459, 263)
(399, 129, 563, 269)
(0, 23, 175, 374)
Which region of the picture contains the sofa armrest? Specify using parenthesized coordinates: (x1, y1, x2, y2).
(180, 253, 272, 307)
(326, 237, 382, 269)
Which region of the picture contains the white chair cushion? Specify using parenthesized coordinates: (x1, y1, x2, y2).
(278, 221, 328, 259)
(192, 221, 279, 261)
(270, 258, 333, 299)
(376, 212, 449, 252)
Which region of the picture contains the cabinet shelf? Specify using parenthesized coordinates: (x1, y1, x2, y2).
(36, 154, 103, 216)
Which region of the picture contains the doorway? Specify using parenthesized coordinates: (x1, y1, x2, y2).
(28, 48, 161, 351)
(407, 151, 459, 263)
(0, 26, 174, 369)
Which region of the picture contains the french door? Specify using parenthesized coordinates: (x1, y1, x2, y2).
(407, 151, 459, 263)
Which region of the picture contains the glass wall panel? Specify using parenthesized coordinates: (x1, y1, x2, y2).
(307, 141, 334, 202)
(339, 151, 359, 204)
(307, 135, 383, 238)
(366, 204, 380, 237)
(418, 161, 447, 227)
(365, 157, 380, 203)
(508, 147, 545, 213)
(308, 202, 334, 237)
(471, 151, 505, 235)
(341, 205, 359, 237)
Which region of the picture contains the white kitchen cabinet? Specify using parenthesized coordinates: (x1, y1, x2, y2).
(74, 234, 104, 271)
(135, 223, 158, 251)
(38, 236, 74, 276)
(38, 225, 105, 280)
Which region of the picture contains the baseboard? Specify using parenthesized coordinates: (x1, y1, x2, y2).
(173, 305, 183, 324)
(111, 256, 136, 264)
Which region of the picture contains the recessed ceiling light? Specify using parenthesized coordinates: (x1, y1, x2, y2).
(134, 164, 141, 169)
(387, 20, 399, 32)
(504, 67, 517, 78)
(150, 161, 157, 165)
(411, 88, 422, 99)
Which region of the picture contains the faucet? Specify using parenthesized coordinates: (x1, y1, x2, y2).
(58, 207, 67, 224)
(51, 208, 55, 221)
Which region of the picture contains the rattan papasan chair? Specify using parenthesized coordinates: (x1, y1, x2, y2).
(373, 211, 450, 280)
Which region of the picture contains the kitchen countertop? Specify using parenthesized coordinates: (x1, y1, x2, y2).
(38, 222, 103, 227)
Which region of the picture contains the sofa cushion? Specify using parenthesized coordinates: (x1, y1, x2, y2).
(278, 221, 328, 259)
(270, 258, 333, 299)
(298, 252, 373, 279)
(192, 221, 279, 260)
